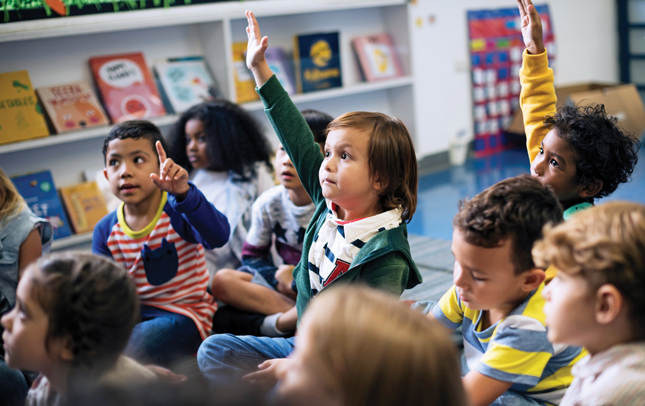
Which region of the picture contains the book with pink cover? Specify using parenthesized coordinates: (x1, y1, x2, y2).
(89, 52, 166, 123)
(37, 81, 109, 133)
(352, 33, 404, 82)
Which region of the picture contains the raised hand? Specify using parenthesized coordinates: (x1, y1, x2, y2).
(517, 0, 545, 55)
(150, 141, 190, 199)
(245, 10, 274, 86)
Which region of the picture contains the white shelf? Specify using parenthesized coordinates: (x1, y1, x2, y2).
(242, 75, 414, 111)
(51, 232, 93, 250)
(0, 0, 404, 43)
(0, 114, 180, 154)
(0, 77, 412, 153)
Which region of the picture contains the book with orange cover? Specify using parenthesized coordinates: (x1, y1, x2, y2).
(0, 70, 49, 145)
(89, 52, 166, 123)
(37, 80, 109, 133)
(59, 181, 108, 234)
(232, 42, 260, 103)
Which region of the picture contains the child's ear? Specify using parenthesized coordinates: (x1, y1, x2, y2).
(103, 168, 108, 181)
(521, 268, 546, 292)
(594, 284, 623, 325)
(372, 173, 386, 194)
(579, 179, 603, 199)
(50, 335, 75, 362)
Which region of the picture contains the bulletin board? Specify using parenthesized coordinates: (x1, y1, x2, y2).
(468, 5, 555, 157)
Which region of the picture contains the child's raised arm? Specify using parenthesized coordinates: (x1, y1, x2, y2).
(246, 10, 274, 88)
(517, 0, 545, 55)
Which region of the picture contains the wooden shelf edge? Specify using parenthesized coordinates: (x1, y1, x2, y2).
(242, 76, 414, 110)
(0, 114, 180, 154)
(0, 0, 405, 43)
(51, 232, 93, 250)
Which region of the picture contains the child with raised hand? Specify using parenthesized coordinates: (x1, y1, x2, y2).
(276, 285, 467, 406)
(518, 0, 639, 216)
(168, 101, 275, 276)
(197, 10, 422, 385)
(93, 121, 230, 366)
(1, 253, 157, 405)
(534, 202, 645, 406)
(427, 174, 586, 406)
(210, 109, 332, 338)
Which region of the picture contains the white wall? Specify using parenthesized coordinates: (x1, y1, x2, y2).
(409, 0, 618, 158)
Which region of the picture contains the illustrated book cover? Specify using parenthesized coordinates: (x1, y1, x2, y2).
(265, 47, 296, 96)
(232, 42, 260, 103)
(0, 70, 49, 145)
(154, 57, 219, 114)
(59, 181, 109, 234)
(352, 33, 404, 82)
(293, 32, 342, 93)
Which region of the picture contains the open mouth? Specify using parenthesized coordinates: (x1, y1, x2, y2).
(281, 171, 294, 179)
(120, 183, 138, 192)
(189, 156, 199, 162)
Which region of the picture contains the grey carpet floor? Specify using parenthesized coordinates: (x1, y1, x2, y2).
(400, 234, 454, 302)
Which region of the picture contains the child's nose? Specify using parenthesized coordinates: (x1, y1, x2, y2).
(532, 156, 545, 177)
(453, 262, 467, 287)
(1, 310, 12, 331)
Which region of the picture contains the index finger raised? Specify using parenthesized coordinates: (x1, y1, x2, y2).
(156, 141, 167, 164)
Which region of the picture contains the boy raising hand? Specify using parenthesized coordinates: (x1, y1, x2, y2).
(94, 120, 230, 366)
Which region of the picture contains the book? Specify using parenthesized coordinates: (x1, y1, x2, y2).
(293, 32, 342, 93)
(59, 181, 108, 234)
(89, 52, 166, 123)
(232, 42, 260, 103)
(11, 171, 72, 240)
(265, 47, 296, 96)
(352, 33, 404, 82)
(154, 57, 219, 114)
(36, 80, 109, 133)
(0, 70, 50, 145)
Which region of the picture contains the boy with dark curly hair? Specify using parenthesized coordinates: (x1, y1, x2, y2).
(518, 0, 640, 218)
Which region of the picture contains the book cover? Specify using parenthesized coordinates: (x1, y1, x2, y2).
(59, 181, 108, 234)
(0, 70, 49, 145)
(89, 52, 166, 123)
(232, 42, 260, 103)
(154, 57, 219, 114)
(352, 33, 404, 82)
(11, 171, 72, 240)
(36, 80, 109, 133)
(294, 32, 342, 93)
(265, 47, 296, 96)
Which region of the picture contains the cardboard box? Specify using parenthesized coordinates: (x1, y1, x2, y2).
(507, 83, 645, 139)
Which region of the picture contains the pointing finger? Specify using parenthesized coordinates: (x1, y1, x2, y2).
(156, 141, 167, 165)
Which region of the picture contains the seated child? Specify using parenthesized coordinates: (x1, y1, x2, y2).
(1, 253, 157, 405)
(93, 120, 230, 365)
(534, 202, 645, 406)
(0, 166, 53, 406)
(428, 174, 586, 406)
(275, 285, 468, 406)
(197, 10, 422, 385)
(518, 0, 639, 217)
(210, 109, 333, 337)
(168, 100, 275, 275)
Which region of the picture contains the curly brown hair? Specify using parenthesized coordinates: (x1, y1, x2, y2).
(327, 112, 418, 222)
(453, 174, 563, 274)
(533, 201, 645, 340)
(30, 253, 139, 377)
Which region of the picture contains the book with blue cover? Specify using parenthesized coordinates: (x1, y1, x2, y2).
(294, 32, 342, 93)
(154, 56, 220, 114)
(12, 170, 72, 240)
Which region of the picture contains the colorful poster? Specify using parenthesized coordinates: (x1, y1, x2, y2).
(468, 5, 555, 156)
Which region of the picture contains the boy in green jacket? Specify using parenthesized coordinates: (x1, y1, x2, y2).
(197, 10, 421, 386)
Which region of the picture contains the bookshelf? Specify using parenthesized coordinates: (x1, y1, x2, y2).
(1, 0, 419, 251)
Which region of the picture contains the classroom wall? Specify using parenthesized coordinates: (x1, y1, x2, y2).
(409, 0, 619, 158)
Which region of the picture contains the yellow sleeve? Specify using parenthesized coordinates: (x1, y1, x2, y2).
(519, 50, 556, 163)
(432, 285, 464, 329)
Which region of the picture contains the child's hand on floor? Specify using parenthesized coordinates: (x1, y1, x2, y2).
(517, 0, 545, 55)
(275, 265, 296, 299)
(242, 358, 294, 391)
(150, 141, 190, 200)
(245, 10, 274, 87)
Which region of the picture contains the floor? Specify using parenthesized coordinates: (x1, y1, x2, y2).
(402, 145, 645, 303)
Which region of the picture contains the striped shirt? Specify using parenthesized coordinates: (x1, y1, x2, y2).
(307, 205, 402, 296)
(433, 283, 587, 405)
(561, 343, 645, 406)
(93, 184, 230, 339)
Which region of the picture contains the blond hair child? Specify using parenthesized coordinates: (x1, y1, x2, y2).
(534, 202, 645, 406)
(276, 285, 468, 406)
(197, 11, 422, 386)
(1, 253, 157, 405)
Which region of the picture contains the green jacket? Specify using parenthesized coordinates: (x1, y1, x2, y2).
(258, 75, 422, 320)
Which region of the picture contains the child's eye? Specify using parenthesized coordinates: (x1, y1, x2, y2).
(539, 148, 544, 155)
(109, 159, 118, 166)
(198, 136, 206, 143)
(341, 152, 348, 160)
(549, 159, 559, 167)
(472, 275, 486, 282)
(279, 146, 285, 151)
(134, 157, 144, 164)
(324, 151, 331, 158)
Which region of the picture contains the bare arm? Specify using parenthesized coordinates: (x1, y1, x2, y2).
(18, 228, 42, 279)
(463, 370, 513, 406)
(425, 311, 454, 336)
